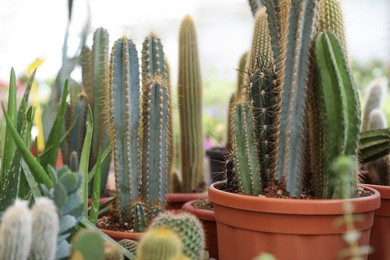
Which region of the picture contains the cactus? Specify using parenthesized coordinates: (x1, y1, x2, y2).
(150, 211, 205, 260)
(109, 36, 142, 227)
(178, 15, 205, 192)
(0, 200, 32, 260)
(327, 156, 358, 199)
(29, 198, 59, 260)
(119, 239, 138, 255)
(136, 227, 184, 260)
(109, 34, 171, 232)
(248, 0, 262, 17)
(361, 78, 387, 131)
(314, 32, 361, 198)
(104, 242, 124, 260)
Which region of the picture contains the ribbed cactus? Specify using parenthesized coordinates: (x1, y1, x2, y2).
(150, 211, 205, 260)
(317, 0, 347, 52)
(230, 98, 261, 195)
(109, 36, 142, 228)
(29, 198, 59, 260)
(361, 78, 387, 131)
(248, 0, 262, 17)
(141, 34, 171, 221)
(178, 15, 205, 192)
(136, 227, 184, 260)
(0, 200, 32, 260)
(109, 34, 171, 232)
(119, 239, 138, 255)
(314, 32, 361, 198)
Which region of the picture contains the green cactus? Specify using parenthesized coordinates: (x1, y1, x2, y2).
(327, 156, 358, 199)
(119, 239, 138, 255)
(109, 36, 142, 227)
(150, 211, 205, 260)
(108, 34, 171, 232)
(141, 34, 171, 221)
(317, 0, 347, 52)
(29, 197, 59, 260)
(361, 78, 387, 131)
(237, 51, 249, 98)
(314, 32, 361, 198)
(248, 0, 262, 17)
(230, 98, 261, 195)
(104, 242, 124, 260)
(178, 15, 204, 192)
(359, 128, 390, 163)
(0, 200, 32, 260)
(136, 227, 184, 260)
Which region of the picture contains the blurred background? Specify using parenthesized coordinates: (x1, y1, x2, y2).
(0, 0, 389, 145)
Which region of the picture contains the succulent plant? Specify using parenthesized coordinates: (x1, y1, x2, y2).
(177, 15, 205, 193)
(108, 33, 171, 232)
(119, 239, 138, 255)
(229, 0, 361, 199)
(149, 211, 205, 260)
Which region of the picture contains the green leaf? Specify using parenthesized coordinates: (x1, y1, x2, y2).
(89, 151, 101, 225)
(40, 80, 69, 170)
(88, 142, 113, 182)
(1, 103, 53, 188)
(54, 182, 68, 208)
(79, 106, 93, 217)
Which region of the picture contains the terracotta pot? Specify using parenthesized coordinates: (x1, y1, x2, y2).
(100, 228, 143, 242)
(209, 181, 380, 260)
(166, 192, 208, 210)
(87, 196, 114, 206)
(363, 184, 390, 260)
(183, 199, 218, 259)
(206, 146, 230, 183)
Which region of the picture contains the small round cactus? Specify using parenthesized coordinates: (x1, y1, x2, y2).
(104, 242, 124, 260)
(119, 239, 138, 255)
(150, 211, 205, 260)
(0, 199, 32, 260)
(136, 227, 183, 260)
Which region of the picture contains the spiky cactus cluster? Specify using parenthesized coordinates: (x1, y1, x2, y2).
(0, 198, 59, 260)
(178, 15, 205, 193)
(361, 78, 390, 185)
(108, 34, 171, 232)
(149, 211, 205, 260)
(229, 0, 361, 198)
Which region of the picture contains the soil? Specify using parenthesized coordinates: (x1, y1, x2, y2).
(97, 214, 136, 233)
(216, 179, 373, 200)
(192, 199, 215, 211)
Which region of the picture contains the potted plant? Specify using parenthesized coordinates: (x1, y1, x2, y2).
(358, 77, 390, 259)
(208, 1, 380, 259)
(167, 15, 207, 209)
(97, 33, 172, 241)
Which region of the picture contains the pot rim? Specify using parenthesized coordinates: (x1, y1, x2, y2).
(166, 192, 208, 202)
(362, 183, 390, 198)
(209, 181, 380, 215)
(182, 199, 215, 221)
(100, 228, 143, 240)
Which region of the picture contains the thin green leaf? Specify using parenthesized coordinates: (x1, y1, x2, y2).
(1, 103, 53, 188)
(89, 151, 101, 225)
(88, 142, 113, 182)
(79, 106, 93, 217)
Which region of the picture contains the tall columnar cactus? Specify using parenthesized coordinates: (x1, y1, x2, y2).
(317, 0, 347, 52)
(109, 37, 142, 228)
(230, 98, 261, 195)
(29, 197, 59, 260)
(0, 200, 32, 260)
(141, 34, 171, 221)
(150, 211, 205, 260)
(314, 32, 361, 198)
(136, 227, 184, 260)
(178, 15, 204, 192)
(361, 78, 387, 131)
(89, 28, 111, 194)
(109, 34, 171, 232)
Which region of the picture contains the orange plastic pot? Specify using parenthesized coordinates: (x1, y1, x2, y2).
(183, 199, 218, 259)
(209, 181, 380, 260)
(166, 192, 207, 210)
(100, 228, 143, 242)
(364, 184, 390, 260)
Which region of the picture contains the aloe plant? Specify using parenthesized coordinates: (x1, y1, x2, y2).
(108, 33, 171, 232)
(230, 0, 362, 199)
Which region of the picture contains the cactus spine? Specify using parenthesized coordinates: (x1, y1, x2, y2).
(0, 200, 32, 260)
(109, 37, 142, 226)
(29, 197, 59, 260)
(119, 239, 138, 255)
(141, 34, 171, 221)
(136, 227, 184, 260)
(150, 211, 205, 260)
(178, 15, 204, 192)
